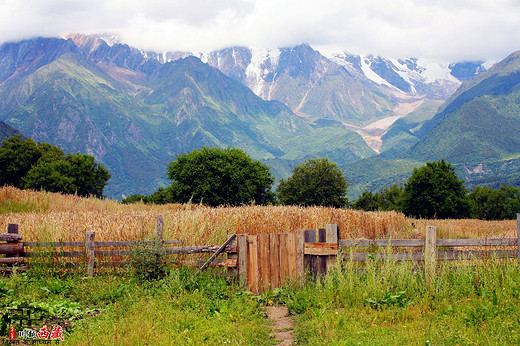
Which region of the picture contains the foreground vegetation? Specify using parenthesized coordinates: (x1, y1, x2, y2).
(286, 257, 520, 344)
(1, 267, 271, 344)
(2, 255, 519, 344)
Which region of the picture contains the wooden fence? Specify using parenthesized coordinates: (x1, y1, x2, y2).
(1, 215, 520, 294)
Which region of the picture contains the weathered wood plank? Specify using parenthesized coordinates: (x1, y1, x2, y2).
(304, 243, 338, 256)
(296, 229, 305, 281)
(287, 233, 297, 278)
(24, 240, 182, 248)
(237, 234, 248, 287)
(0, 257, 25, 264)
(437, 249, 517, 260)
(0, 242, 24, 254)
(339, 239, 425, 247)
(0, 234, 22, 242)
(24, 251, 84, 258)
(269, 233, 281, 289)
(247, 235, 259, 295)
(437, 238, 518, 247)
(343, 252, 423, 262)
(258, 234, 270, 292)
(325, 224, 339, 271)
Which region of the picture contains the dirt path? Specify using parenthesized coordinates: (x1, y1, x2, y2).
(265, 306, 294, 345)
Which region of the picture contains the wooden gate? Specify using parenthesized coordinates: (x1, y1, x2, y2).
(230, 224, 339, 294)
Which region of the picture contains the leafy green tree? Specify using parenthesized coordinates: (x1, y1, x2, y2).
(354, 184, 403, 212)
(353, 191, 382, 211)
(166, 147, 275, 206)
(0, 135, 110, 197)
(277, 158, 348, 208)
(401, 160, 470, 219)
(0, 135, 41, 188)
(22, 153, 110, 198)
(468, 185, 520, 220)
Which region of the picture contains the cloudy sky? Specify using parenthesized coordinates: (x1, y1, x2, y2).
(1, 0, 520, 62)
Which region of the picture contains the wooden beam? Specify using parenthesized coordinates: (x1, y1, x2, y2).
(0, 234, 22, 242)
(0, 242, 24, 254)
(304, 243, 338, 256)
(0, 257, 25, 264)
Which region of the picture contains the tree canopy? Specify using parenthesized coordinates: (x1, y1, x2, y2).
(468, 184, 520, 220)
(277, 158, 348, 208)
(0, 135, 110, 197)
(164, 147, 275, 206)
(400, 160, 470, 219)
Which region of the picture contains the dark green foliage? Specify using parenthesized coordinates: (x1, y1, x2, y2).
(277, 158, 348, 208)
(166, 147, 275, 207)
(468, 185, 520, 220)
(0, 135, 110, 197)
(353, 184, 403, 212)
(401, 160, 471, 219)
(0, 135, 42, 188)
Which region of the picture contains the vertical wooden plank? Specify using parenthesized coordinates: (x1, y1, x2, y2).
(304, 230, 317, 278)
(247, 235, 259, 295)
(85, 231, 95, 276)
(259, 234, 270, 292)
(425, 226, 437, 281)
(325, 224, 339, 272)
(269, 234, 281, 289)
(279, 234, 289, 284)
(296, 229, 305, 281)
(318, 228, 327, 275)
(287, 233, 297, 278)
(237, 234, 248, 287)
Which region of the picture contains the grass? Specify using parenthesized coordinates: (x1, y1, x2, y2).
(1, 268, 272, 345)
(280, 256, 520, 345)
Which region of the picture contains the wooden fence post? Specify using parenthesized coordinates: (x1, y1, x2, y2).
(425, 226, 437, 281)
(85, 231, 95, 276)
(156, 215, 164, 252)
(517, 213, 520, 263)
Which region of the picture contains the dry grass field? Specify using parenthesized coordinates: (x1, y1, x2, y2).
(0, 186, 517, 246)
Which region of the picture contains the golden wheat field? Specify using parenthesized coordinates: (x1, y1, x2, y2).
(0, 186, 517, 245)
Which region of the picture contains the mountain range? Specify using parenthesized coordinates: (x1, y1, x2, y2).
(1, 33, 517, 200)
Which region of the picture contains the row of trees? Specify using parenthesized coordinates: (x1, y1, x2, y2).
(122, 147, 348, 208)
(124, 147, 519, 220)
(2, 135, 517, 220)
(354, 160, 520, 220)
(0, 136, 110, 197)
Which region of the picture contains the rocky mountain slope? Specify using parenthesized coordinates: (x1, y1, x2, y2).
(0, 36, 375, 198)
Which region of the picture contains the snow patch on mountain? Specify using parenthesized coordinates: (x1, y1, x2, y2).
(359, 56, 395, 88)
(245, 48, 280, 99)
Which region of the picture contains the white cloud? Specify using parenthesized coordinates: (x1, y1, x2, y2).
(0, 0, 519, 61)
